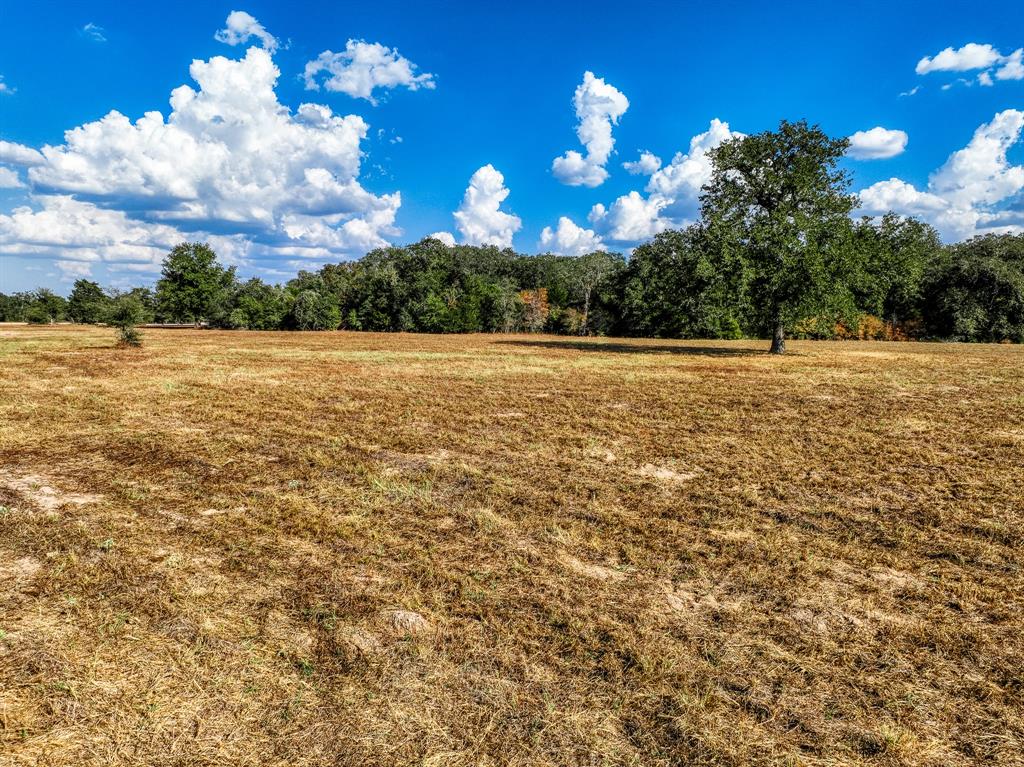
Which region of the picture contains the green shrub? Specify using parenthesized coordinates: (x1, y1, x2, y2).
(108, 296, 145, 348)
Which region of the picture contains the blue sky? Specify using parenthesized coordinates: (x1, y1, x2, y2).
(1, 0, 1022, 292)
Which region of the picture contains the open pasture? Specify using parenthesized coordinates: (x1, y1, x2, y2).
(1, 326, 1022, 766)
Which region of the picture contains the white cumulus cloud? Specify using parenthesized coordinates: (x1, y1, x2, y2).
(645, 119, 742, 215)
(588, 118, 742, 244)
(0, 167, 25, 188)
(539, 216, 604, 256)
(848, 127, 908, 160)
(304, 40, 435, 104)
(916, 43, 1002, 74)
(57, 259, 96, 279)
(589, 192, 669, 242)
(453, 165, 521, 248)
(929, 109, 1024, 208)
(552, 72, 629, 187)
(0, 140, 44, 165)
(915, 43, 1024, 87)
(0, 76, 13, 95)
(427, 231, 456, 246)
(996, 48, 1024, 81)
(857, 109, 1024, 240)
(215, 10, 279, 53)
(1, 41, 403, 275)
(622, 150, 662, 175)
(0, 195, 188, 269)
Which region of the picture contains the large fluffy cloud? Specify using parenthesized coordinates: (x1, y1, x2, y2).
(588, 192, 668, 242)
(452, 165, 521, 248)
(848, 127, 908, 160)
(0, 195, 258, 280)
(589, 118, 742, 243)
(915, 43, 1024, 86)
(304, 40, 435, 104)
(539, 216, 604, 256)
(28, 47, 397, 231)
(551, 72, 629, 188)
(1, 14, 403, 278)
(645, 119, 742, 216)
(0, 195, 188, 268)
(858, 109, 1024, 240)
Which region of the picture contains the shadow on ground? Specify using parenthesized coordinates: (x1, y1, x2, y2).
(496, 339, 766, 357)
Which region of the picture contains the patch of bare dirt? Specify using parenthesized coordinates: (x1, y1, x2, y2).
(637, 463, 700, 483)
(1, 471, 102, 512)
(382, 609, 432, 635)
(559, 553, 626, 582)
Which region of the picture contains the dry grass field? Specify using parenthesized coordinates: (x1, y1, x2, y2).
(1, 325, 1022, 766)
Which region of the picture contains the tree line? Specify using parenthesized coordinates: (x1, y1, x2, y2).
(3, 121, 1022, 350)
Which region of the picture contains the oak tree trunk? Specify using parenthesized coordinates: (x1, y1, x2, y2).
(770, 320, 786, 354)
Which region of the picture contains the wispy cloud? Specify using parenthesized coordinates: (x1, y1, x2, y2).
(81, 22, 107, 43)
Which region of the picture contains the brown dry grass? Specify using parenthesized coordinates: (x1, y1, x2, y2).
(1, 325, 1021, 766)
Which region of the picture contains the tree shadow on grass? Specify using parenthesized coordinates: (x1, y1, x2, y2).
(496, 339, 766, 357)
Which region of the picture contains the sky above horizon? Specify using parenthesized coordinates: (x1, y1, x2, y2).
(1, 0, 1022, 293)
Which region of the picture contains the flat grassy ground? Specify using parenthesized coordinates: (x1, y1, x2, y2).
(1, 325, 1021, 766)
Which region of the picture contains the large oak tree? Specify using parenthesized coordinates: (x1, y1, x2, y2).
(702, 120, 858, 353)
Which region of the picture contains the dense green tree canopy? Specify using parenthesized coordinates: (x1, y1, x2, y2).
(156, 242, 236, 324)
(228, 278, 289, 330)
(922, 233, 1024, 343)
(24, 289, 68, 324)
(616, 227, 744, 339)
(852, 214, 941, 326)
(67, 279, 111, 324)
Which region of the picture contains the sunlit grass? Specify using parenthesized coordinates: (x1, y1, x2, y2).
(1, 324, 1022, 766)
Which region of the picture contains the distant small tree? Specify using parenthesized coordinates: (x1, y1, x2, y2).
(108, 296, 144, 347)
(702, 120, 858, 353)
(67, 279, 111, 324)
(122, 287, 158, 322)
(156, 242, 236, 325)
